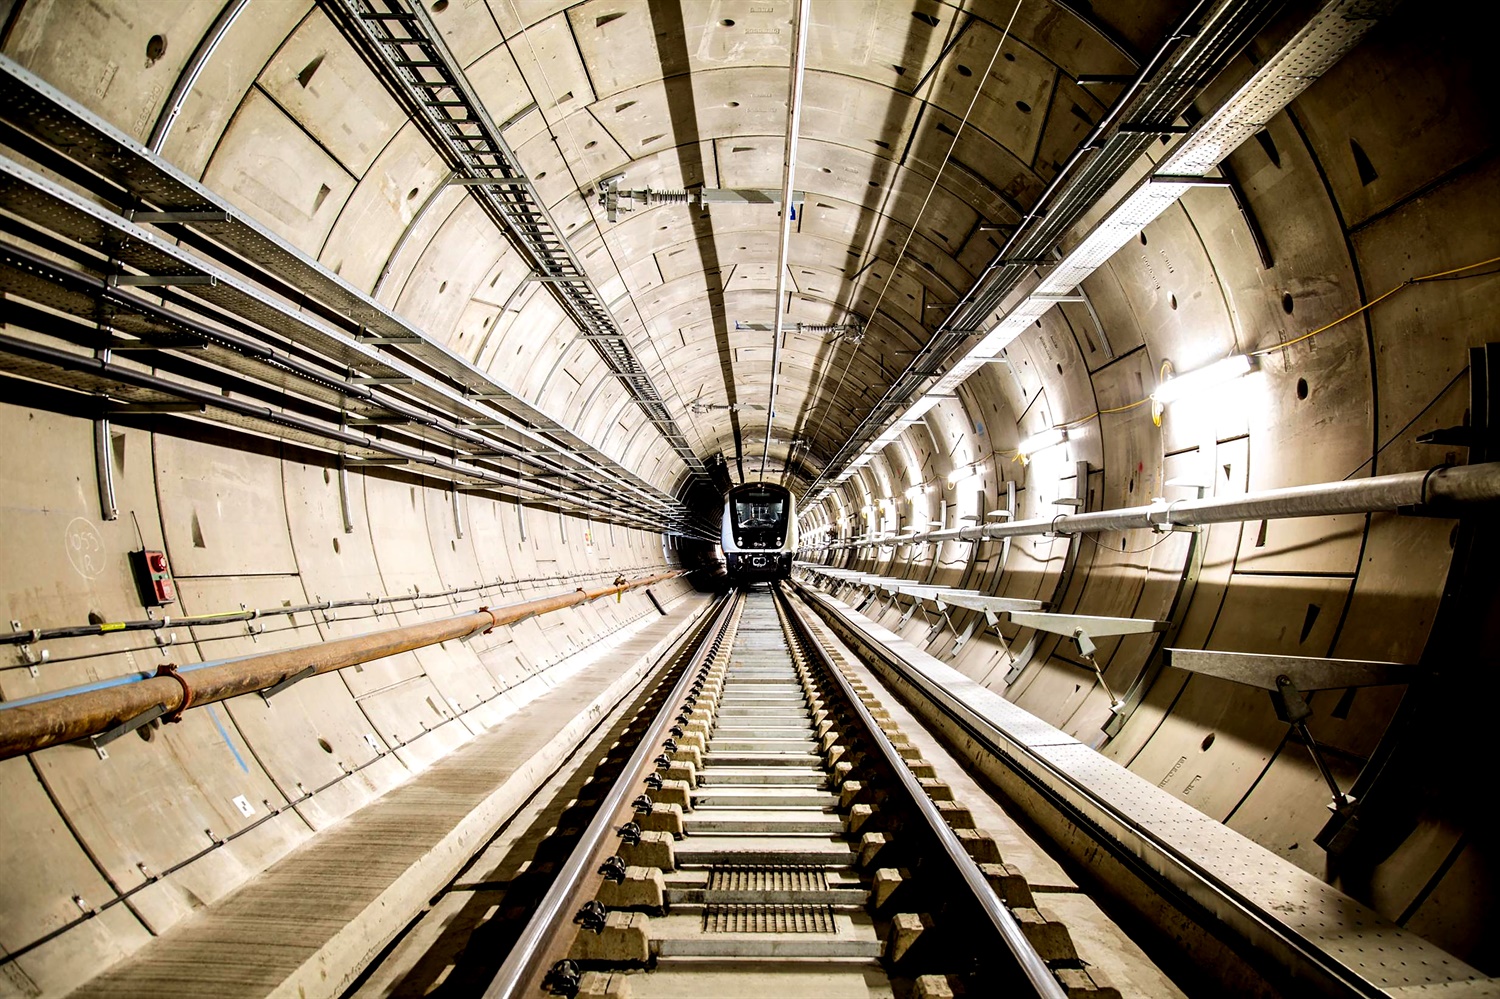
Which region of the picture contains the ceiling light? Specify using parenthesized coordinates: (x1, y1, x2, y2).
(1017, 427, 1067, 456)
(1152, 354, 1255, 405)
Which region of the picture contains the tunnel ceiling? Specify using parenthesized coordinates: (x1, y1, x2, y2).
(500, 0, 1136, 485)
(516, 1, 1145, 485)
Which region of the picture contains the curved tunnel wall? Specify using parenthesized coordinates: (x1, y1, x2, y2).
(0, 0, 1494, 991)
(0, 409, 691, 995)
(811, 5, 1497, 970)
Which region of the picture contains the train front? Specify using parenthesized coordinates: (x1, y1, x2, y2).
(722, 483, 796, 582)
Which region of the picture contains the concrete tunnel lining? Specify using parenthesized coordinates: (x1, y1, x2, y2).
(0, 0, 1497, 995)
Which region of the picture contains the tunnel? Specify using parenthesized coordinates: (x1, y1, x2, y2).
(0, 0, 1496, 996)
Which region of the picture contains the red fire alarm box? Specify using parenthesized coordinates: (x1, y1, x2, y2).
(130, 549, 176, 606)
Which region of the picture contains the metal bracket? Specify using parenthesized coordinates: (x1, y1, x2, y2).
(924, 608, 955, 646)
(10, 619, 42, 676)
(1270, 675, 1354, 812)
(89, 703, 167, 759)
(1160, 648, 1414, 691)
(896, 597, 919, 629)
(260, 665, 316, 702)
(949, 616, 980, 659)
(125, 210, 231, 223)
(109, 274, 217, 287)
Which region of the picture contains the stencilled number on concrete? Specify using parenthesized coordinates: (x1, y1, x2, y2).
(64, 517, 106, 579)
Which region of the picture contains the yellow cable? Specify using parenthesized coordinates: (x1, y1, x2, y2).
(999, 253, 1500, 459)
(1253, 253, 1500, 356)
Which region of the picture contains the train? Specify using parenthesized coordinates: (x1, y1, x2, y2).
(721, 482, 798, 582)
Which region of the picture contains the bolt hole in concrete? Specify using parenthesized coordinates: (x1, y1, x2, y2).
(439, 281, 448, 293)
(1004, 51, 1016, 61)
(145, 34, 166, 64)
(1297, 377, 1309, 400)
(957, 64, 972, 77)
(585, 140, 597, 149)
(721, 18, 734, 26)
(1056, 362, 1063, 374)
(138, 720, 158, 743)
(1016, 100, 1032, 113)
(1283, 292, 1295, 313)
(332, 537, 341, 554)
(1201, 732, 1216, 751)
(1140, 232, 1148, 245)
(536, 171, 547, 179)
(1169, 293, 1178, 310)
(407, 187, 419, 201)
(726, 101, 740, 108)
(430, 0, 448, 11)
(318, 738, 334, 753)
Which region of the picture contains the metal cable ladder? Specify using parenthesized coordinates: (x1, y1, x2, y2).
(321, 0, 707, 479)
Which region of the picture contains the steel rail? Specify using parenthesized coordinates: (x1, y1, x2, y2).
(776, 587, 1067, 998)
(0, 571, 684, 760)
(762, 0, 811, 479)
(484, 590, 742, 998)
(817, 462, 1500, 551)
(789, 581, 1400, 998)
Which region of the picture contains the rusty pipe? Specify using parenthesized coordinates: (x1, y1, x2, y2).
(0, 571, 683, 760)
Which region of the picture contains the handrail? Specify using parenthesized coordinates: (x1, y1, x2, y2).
(0, 571, 683, 759)
(817, 462, 1500, 551)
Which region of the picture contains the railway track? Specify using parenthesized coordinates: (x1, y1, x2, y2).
(359, 586, 1114, 999)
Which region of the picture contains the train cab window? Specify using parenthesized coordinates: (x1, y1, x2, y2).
(733, 490, 786, 529)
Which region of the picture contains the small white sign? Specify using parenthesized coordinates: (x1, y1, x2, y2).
(231, 794, 255, 817)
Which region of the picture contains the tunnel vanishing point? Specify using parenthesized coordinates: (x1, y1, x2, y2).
(0, 0, 1497, 997)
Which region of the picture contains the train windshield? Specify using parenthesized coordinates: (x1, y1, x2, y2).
(732, 490, 786, 530)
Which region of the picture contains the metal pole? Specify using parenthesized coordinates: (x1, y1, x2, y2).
(820, 463, 1500, 550)
(0, 571, 682, 760)
(762, 0, 811, 480)
(147, 0, 250, 153)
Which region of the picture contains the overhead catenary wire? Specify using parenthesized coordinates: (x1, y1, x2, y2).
(499, 0, 713, 465)
(764, 0, 813, 481)
(800, 0, 1026, 467)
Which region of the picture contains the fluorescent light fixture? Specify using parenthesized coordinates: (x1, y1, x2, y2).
(1152, 354, 1255, 404)
(1017, 427, 1067, 456)
(946, 465, 983, 488)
